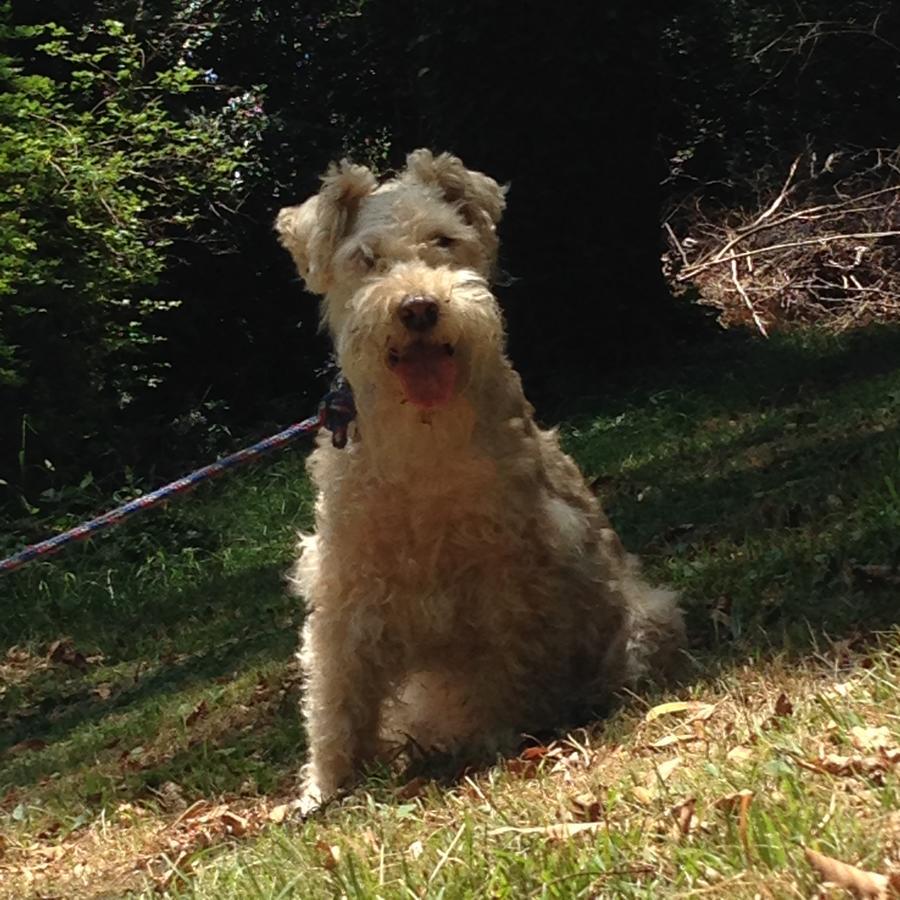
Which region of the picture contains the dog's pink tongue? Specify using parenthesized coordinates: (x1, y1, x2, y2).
(394, 344, 457, 409)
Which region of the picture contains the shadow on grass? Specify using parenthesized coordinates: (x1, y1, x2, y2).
(544, 324, 900, 425)
(2, 326, 900, 807)
(0, 562, 307, 788)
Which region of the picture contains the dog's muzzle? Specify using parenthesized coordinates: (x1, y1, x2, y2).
(398, 294, 440, 333)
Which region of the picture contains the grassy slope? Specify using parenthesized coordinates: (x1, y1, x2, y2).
(1, 328, 899, 897)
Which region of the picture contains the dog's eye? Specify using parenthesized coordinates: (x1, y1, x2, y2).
(356, 245, 377, 269)
(432, 234, 455, 249)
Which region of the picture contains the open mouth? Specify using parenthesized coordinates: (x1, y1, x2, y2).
(387, 341, 457, 409)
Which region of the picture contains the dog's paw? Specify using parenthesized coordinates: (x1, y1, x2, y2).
(290, 783, 326, 820)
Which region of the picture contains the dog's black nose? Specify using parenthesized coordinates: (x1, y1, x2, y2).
(398, 294, 439, 332)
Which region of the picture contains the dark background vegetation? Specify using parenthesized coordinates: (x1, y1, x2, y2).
(1, 0, 898, 526)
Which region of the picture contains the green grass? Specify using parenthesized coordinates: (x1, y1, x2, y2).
(2, 327, 900, 897)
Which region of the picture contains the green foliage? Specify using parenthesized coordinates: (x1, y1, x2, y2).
(0, 5, 255, 499)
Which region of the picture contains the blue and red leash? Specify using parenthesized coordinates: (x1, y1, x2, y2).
(0, 379, 355, 577)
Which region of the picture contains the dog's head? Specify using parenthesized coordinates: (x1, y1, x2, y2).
(276, 149, 506, 340)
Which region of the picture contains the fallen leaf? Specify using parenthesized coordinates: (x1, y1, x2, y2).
(36, 821, 62, 839)
(267, 804, 289, 824)
(774, 693, 794, 717)
(488, 822, 602, 840)
(507, 744, 554, 778)
(568, 791, 602, 822)
(714, 790, 753, 854)
(714, 789, 754, 814)
(726, 745, 754, 764)
(185, 700, 208, 727)
(630, 786, 655, 805)
(520, 745, 552, 761)
(47, 638, 89, 671)
(220, 810, 249, 837)
(171, 799, 208, 827)
(850, 726, 894, 754)
(506, 757, 541, 778)
(671, 797, 696, 837)
(645, 701, 715, 723)
(798, 751, 898, 782)
(649, 756, 682, 785)
(315, 841, 341, 870)
(545, 821, 602, 841)
(803, 847, 890, 898)
(647, 733, 703, 750)
(395, 776, 430, 799)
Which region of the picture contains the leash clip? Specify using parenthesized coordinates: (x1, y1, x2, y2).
(317, 374, 356, 449)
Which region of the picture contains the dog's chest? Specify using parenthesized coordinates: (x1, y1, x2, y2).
(322, 453, 531, 592)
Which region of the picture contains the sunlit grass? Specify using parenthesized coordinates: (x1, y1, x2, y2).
(2, 327, 899, 897)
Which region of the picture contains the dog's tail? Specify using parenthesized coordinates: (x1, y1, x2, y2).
(620, 558, 686, 685)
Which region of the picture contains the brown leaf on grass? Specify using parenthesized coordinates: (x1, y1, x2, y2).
(670, 797, 696, 837)
(545, 821, 603, 841)
(36, 821, 62, 839)
(92, 683, 113, 700)
(507, 743, 557, 778)
(647, 733, 704, 751)
(630, 785, 655, 805)
(185, 700, 208, 727)
(567, 792, 603, 822)
(519, 744, 554, 760)
(803, 847, 894, 898)
(714, 789, 754, 814)
(395, 776, 429, 799)
(267, 804, 289, 824)
(171, 800, 208, 828)
(726, 745, 754, 764)
(488, 822, 602, 840)
(650, 756, 682, 785)
(46, 638, 89, 672)
(714, 790, 753, 854)
(797, 749, 900, 783)
(220, 810, 249, 837)
(645, 701, 716, 723)
(506, 757, 541, 778)
(850, 726, 895, 754)
(774, 693, 794, 717)
(315, 840, 341, 870)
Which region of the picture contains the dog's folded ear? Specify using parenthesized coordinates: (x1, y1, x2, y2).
(276, 161, 377, 294)
(404, 149, 507, 248)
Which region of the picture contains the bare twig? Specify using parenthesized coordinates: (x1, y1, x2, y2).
(664, 221, 690, 269)
(747, 155, 800, 229)
(730, 258, 769, 338)
(692, 185, 900, 270)
(680, 231, 900, 281)
(667, 148, 900, 334)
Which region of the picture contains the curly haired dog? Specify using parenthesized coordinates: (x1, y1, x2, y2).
(276, 150, 684, 809)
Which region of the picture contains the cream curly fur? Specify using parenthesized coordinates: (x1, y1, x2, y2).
(276, 150, 684, 809)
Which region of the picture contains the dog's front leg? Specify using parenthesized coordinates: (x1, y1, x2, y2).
(298, 611, 386, 811)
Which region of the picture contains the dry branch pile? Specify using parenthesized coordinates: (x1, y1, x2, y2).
(664, 149, 900, 334)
